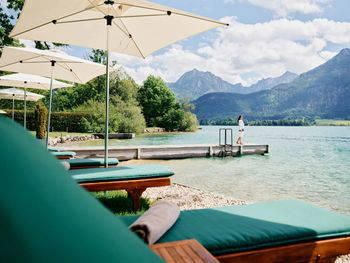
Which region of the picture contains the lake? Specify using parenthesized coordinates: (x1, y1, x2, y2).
(67, 126, 350, 215)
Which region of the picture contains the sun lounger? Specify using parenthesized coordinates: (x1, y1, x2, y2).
(48, 148, 59, 152)
(67, 158, 119, 169)
(51, 150, 76, 159)
(121, 200, 350, 262)
(0, 118, 162, 263)
(1, 118, 349, 263)
(69, 165, 174, 211)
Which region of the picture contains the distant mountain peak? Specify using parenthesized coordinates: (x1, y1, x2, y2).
(338, 48, 350, 56)
(328, 48, 350, 63)
(282, 71, 297, 77)
(193, 48, 350, 121)
(168, 68, 299, 100)
(168, 69, 245, 100)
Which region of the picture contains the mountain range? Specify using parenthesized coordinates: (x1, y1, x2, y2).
(167, 69, 298, 100)
(192, 48, 350, 120)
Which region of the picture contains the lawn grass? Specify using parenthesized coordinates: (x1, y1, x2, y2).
(315, 119, 350, 126)
(92, 190, 152, 216)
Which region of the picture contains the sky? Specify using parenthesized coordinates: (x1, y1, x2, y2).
(4, 0, 350, 86)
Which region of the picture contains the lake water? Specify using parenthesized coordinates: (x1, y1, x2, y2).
(68, 126, 350, 215)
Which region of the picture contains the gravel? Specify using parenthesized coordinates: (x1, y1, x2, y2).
(337, 255, 350, 263)
(143, 184, 349, 262)
(143, 183, 246, 210)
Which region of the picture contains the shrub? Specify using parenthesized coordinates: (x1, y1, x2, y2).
(50, 112, 88, 132)
(74, 98, 146, 134)
(180, 111, 199, 132)
(160, 109, 198, 132)
(4, 109, 89, 132)
(4, 109, 36, 130)
(35, 102, 47, 139)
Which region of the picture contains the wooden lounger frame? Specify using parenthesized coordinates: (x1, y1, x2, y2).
(69, 164, 118, 170)
(55, 155, 75, 160)
(153, 237, 350, 263)
(80, 177, 171, 211)
(215, 236, 350, 263)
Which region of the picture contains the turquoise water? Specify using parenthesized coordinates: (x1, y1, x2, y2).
(71, 126, 350, 215)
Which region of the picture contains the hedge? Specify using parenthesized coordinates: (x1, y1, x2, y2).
(3, 110, 90, 132)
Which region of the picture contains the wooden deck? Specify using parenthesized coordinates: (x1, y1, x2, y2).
(60, 144, 269, 161)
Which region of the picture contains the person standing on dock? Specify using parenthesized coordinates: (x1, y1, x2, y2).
(236, 115, 245, 145)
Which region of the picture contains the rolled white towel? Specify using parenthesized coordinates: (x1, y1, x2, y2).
(129, 201, 180, 244)
(61, 161, 70, 170)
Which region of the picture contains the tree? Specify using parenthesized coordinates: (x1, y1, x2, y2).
(0, 5, 22, 54)
(138, 76, 177, 126)
(1, 0, 66, 51)
(138, 76, 199, 131)
(179, 97, 195, 111)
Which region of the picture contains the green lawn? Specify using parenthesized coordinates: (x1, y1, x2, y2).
(315, 119, 350, 126)
(93, 190, 151, 216)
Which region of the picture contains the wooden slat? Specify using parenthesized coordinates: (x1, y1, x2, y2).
(158, 247, 176, 263)
(80, 177, 171, 192)
(167, 246, 186, 263)
(182, 243, 203, 263)
(174, 245, 194, 263)
(190, 241, 218, 263)
(216, 236, 350, 263)
(150, 239, 219, 263)
(69, 165, 118, 170)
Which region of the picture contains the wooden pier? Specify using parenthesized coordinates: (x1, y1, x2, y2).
(60, 144, 269, 161)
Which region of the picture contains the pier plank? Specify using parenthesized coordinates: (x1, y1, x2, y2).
(63, 144, 269, 161)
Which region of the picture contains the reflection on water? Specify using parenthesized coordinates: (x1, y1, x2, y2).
(68, 126, 350, 215)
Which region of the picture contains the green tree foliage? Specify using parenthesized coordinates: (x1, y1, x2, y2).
(0, 4, 22, 53)
(74, 98, 146, 134)
(1, 0, 66, 51)
(138, 76, 177, 126)
(6, 0, 24, 11)
(160, 108, 198, 131)
(63, 57, 147, 134)
(178, 97, 195, 112)
(138, 76, 198, 131)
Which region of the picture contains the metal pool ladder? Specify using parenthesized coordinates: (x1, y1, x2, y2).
(219, 128, 234, 157)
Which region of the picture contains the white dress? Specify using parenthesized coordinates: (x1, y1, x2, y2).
(238, 119, 244, 138)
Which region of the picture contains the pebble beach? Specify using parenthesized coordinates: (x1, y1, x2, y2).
(144, 183, 246, 210)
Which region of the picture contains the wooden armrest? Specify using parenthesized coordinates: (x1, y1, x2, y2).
(150, 239, 219, 263)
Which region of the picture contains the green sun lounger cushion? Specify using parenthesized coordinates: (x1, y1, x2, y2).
(121, 199, 350, 256)
(68, 158, 119, 168)
(48, 148, 59, 152)
(0, 117, 162, 263)
(51, 151, 76, 157)
(69, 165, 174, 183)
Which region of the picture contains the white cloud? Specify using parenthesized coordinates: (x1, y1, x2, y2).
(224, 0, 332, 17)
(111, 18, 350, 86)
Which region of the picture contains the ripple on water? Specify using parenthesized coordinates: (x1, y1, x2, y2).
(68, 126, 350, 215)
